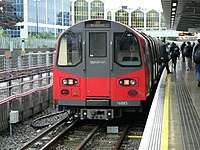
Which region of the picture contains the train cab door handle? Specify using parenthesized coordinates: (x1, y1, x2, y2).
(110, 41, 113, 72)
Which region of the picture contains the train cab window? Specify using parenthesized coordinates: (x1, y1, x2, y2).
(114, 32, 141, 66)
(89, 32, 107, 57)
(57, 32, 82, 66)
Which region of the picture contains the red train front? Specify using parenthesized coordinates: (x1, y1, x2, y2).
(53, 19, 163, 120)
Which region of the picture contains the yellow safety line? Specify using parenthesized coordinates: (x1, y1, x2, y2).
(82, 125, 95, 129)
(161, 74, 170, 150)
(128, 135, 142, 139)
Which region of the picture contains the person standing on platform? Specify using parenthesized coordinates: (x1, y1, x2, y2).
(180, 41, 186, 62)
(193, 39, 200, 87)
(192, 42, 196, 48)
(184, 41, 193, 71)
(161, 42, 171, 74)
(170, 42, 180, 70)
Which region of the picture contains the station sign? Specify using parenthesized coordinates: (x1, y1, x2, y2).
(20, 29, 28, 39)
(178, 32, 195, 36)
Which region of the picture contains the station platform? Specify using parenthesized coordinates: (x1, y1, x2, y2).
(168, 59, 200, 149)
(139, 58, 200, 150)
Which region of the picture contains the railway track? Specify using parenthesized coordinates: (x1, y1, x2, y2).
(45, 121, 103, 150)
(82, 121, 144, 150)
(19, 112, 75, 150)
(49, 118, 144, 149)
(20, 113, 145, 150)
(82, 123, 131, 150)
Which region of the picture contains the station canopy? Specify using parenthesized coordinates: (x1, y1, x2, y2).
(161, 0, 200, 32)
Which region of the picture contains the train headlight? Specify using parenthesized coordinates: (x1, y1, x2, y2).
(130, 79, 136, 85)
(119, 78, 136, 86)
(62, 79, 68, 85)
(62, 78, 78, 86)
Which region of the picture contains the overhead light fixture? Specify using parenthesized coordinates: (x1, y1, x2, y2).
(172, 8, 176, 11)
(172, 3, 177, 7)
(172, 12, 175, 15)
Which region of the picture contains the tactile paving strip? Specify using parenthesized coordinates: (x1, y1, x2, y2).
(175, 72, 200, 150)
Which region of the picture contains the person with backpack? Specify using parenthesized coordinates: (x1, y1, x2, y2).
(170, 42, 180, 70)
(180, 41, 186, 62)
(160, 42, 171, 74)
(193, 39, 200, 87)
(184, 41, 193, 71)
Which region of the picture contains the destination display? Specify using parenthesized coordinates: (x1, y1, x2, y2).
(85, 20, 111, 28)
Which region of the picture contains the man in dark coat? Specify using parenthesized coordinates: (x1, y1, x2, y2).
(161, 42, 171, 74)
(170, 42, 180, 70)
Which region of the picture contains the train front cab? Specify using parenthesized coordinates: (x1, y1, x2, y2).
(54, 20, 152, 120)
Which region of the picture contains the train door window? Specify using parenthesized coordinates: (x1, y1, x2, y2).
(89, 32, 107, 57)
(114, 32, 141, 66)
(57, 32, 82, 66)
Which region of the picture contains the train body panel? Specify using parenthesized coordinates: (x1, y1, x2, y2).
(53, 19, 164, 120)
(53, 69, 147, 106)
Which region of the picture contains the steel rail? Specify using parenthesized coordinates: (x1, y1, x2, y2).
(19, 113, 73, 150)
(114, 124, 130, 150)
(74, 124, 102, 150)
(40, 119, 80, 150)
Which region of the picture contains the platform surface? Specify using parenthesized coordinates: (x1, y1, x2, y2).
(169, 58, 200, 150)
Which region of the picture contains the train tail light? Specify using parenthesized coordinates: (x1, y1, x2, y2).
(61, 89, 69, 95)
(128, 89, 138, 97)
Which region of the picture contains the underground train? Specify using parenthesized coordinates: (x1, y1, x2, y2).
(53, 19, 165, 120)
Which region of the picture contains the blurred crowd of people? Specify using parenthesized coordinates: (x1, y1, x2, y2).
(162, 39, 200, 87)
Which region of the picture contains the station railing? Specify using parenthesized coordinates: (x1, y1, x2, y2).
(0, 48, 55, 104)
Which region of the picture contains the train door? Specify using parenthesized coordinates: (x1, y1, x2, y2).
(85, 31, 111, 97)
